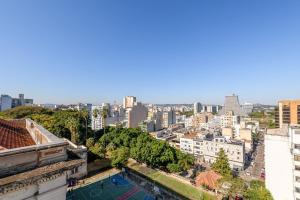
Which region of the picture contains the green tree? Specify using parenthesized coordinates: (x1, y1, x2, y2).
(111, 147, 130, 168)
(211, 148, 232, 177)
(101, 107, 109, 134)
(92, 108, 100, 130)
(167, 163, 181, 173)
(244, 180, 273, 200)
(90, 143, 105, 158)
(177, 152, 195, 171)
(80, 108, 89, 145)
(65, 117, 80, 144)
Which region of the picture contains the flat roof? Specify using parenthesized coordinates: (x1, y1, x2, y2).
(267, 127, 288, 137)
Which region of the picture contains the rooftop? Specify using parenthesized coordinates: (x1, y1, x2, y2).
(267, 125, 289, 137)
(0, 119, 35, 150)
(0, 159, 85, 187)
(195, 170, 222, 189)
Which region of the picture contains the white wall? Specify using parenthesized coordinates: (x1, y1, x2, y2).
(265, 134, 294, 200)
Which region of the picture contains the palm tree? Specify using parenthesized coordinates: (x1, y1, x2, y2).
(80, 109, 89, 145)
(178, 153, 195, 171)
(92, 108, 100, 130)
(101, 107, 108, 134)
(66, 117, 80, 144)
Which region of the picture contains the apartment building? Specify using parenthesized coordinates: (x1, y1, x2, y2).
(123, 96, 136, 109)
(125, 102, 148, 128)
(180, 134, 245, 170)
(265, 125, 300, 200)
(220, 111, 240, 128)
(275, 100, 300, 128)
(193, 112, 214, 127)
(163, 110, 176, 128)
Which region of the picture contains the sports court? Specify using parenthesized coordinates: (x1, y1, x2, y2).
(67, 174, 155, 200)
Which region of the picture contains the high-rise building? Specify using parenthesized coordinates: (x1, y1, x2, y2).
(123, 96, 136, 109)
(265, 125, 300, 200)
(194, 102, 202, 115)
(218, 94, 245, 116)
(163, 110, 176, 128)
(275, 100, 300, 128)
(0, 95, 12, 111)
(126, 102, 148, 128)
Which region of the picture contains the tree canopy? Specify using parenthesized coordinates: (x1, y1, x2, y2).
(211, 148, 232, 177)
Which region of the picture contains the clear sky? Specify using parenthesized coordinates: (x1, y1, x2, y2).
(0, 0, 299, 105)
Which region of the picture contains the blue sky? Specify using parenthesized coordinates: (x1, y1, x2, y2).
(0, 0, 299, 105)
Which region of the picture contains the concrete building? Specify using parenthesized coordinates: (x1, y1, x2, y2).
(222, 127, 234, 139)
(193, 112, 214, 127)
(0, 95, 12, 111)
(239, 128, 252, 151)
(180, 134, 245, 171)
(194, 102, 202, 115)
(218, 94, 245, 116)
(126, 102, 148, 128)
(12, 94, 33, 108)
(139, 120, 155, 132)
(242, 102, 254, 116)
(205, 105, 221, 113)
(0, 94, 34, 111)
(163, 110, 176, 128)
(0, 118, 87, 200)
(123, 96, 136, 109)
(265, 125, 300, 200)
(275, 100, 300, 128)
(220, 111, 240, 128)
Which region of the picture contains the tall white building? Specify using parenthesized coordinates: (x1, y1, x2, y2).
(194, 102, 202, 115)
(123, 96, 136, 109)
(265, 125, 300, 200)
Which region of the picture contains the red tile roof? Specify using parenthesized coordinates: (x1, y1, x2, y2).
(0, 119, 36, 150)
(195, 170, 222, 190)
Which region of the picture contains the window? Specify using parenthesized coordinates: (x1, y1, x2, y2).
(295, 144, 300, 149)
(295, 187, 300, 193)
(295, 166, 300, 171)
(71, 167, 79, 175)
(295, 176, 300, 182)
(237, 152, 240, 155)
(295, 155, 300, 161)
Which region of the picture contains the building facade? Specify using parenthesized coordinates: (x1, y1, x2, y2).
(194, 102, 202, 115)
(126, 102, 148, 128)
(123, 96, 136, 109)
(180, 134, 245, 171)
(275, 100, 300, 128)
(265, 125, 300, 200)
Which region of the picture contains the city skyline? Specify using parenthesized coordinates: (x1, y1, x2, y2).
(1, 1, 300, 104)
